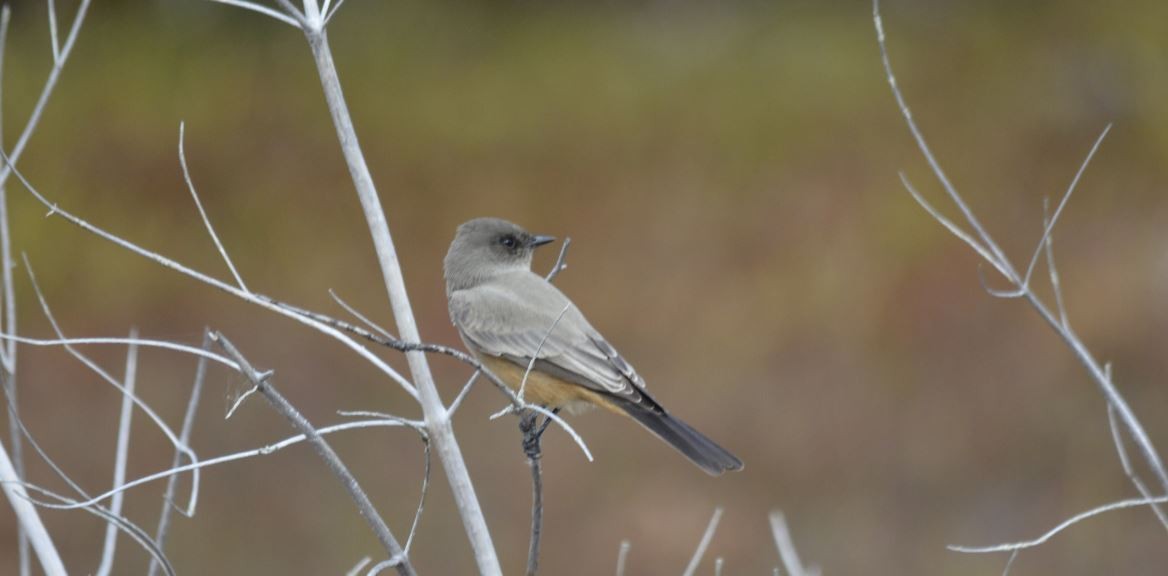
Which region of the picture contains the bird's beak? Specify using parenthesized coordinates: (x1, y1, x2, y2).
(530, 235, 556, 248)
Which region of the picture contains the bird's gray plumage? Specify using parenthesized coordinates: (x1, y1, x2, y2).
(444, 217, 743, 475)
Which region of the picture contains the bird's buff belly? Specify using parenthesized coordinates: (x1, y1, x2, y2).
(477, 355, 621, 416)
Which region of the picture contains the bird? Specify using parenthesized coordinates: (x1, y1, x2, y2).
(443, 217, 743, 475)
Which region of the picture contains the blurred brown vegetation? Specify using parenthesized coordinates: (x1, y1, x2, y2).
(2, 0, 1168, 574)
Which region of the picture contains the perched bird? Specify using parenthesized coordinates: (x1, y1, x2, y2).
(444, 217, 743, 475)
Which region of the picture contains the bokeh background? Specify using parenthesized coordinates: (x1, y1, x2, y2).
(2, 0, 1168, 574)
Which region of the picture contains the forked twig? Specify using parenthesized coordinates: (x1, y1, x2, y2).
(211, 332, 416, 576)
(179, 123, 247, 292)
(874, 0, 1168, 560)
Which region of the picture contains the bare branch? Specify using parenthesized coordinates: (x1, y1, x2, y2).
(769, 511, 817, 576)
(23, 256, 202, 515)
(0, 0, 93, 194)
(202, 0, 302, 27)
(211, 332, 416, 576)
(545, 237, 572, 282)
(899, 172, 1010, 280)
(0, 434, 65, 574)
(33, 418, 419, 513)
(1041, 198, 1068, 329)
(681, 507, 724, 576)
(17, 483, 174, 576)
(873, 0, 1018, 282)
(46, 0, 60, 62)
(95, 332, 139, 576)
(875, 0, 1168, 523)
(0, 333, 238, 370)
(323, 0, 350, 25)
(1107, 400, 1168, 533)
(521, 412, 547, 576)
(3, 159, 418, 399)
(614, 539, 630, 576)
(302, 23, 501, 573)
(446, 370, 480, 417)
(179, 122, 248, 292)
(330, 289, 396, 340)
(518, 303, 572, 401)
(950, 495, 1168, 554)
(1020, 125, 1111, 287)
(346, 557, 372, 576)
(148, 331, 213, 576)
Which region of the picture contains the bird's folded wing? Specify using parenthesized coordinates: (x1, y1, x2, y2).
(450, 284, 646, 398)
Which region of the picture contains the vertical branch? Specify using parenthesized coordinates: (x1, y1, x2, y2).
(148, 331, 212, 576)
(769, 511, 818, 576)
(0, 424, 66, 575)
(0, 6, 26, 574)
(96, 332, 139, 576)
(301, 26, 501, 576)
(521, 413, 544, 576)
(614, 540, 630, 576)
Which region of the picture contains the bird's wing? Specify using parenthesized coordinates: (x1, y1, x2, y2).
(450, 277, 647, 399)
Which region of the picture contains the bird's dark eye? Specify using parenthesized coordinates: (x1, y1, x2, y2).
(499, 235, 517, 249)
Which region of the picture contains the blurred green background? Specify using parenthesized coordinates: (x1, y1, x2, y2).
(2, 0, 1168, 574)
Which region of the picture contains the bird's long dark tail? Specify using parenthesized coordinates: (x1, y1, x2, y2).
(618, 400, 743, 476)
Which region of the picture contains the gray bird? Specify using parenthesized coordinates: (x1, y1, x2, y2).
(444, 217, 743, 475)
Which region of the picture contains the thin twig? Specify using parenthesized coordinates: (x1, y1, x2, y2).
(179, 122, 247, 292)
(1107, 401, 1168, 532)
(875, 0, 1168, 518)
(23, 256, 202, 515)
(211, 332, 416, 576)
(873, 0, 1017, 282)
(346, 557, 372, 576)
(769, 511, 815, 576)
(0, 7, 25, 572)
(31, 418, 420, 513)
(0, 0, 93, 194)
(1019, 126, 1110, 288)
(330, 289, 396, 340)
(46, 0, 60, 63)
(148, 331, 213, 576)
(95, 331, 139, 576)
(615, 540, 630, 576)
(518, 304, 571, 402)
(545, 237, 571, 282)
(1041, 198, 1068, 329)
(446, 371, 480, 417)
(949, 495, 1168, 554)
(323, 0, 350, 25)
(0, 333, 238, 370)
(202, 0, 301, 27)
(15, 483, 175, 576)
(681, 507, 724, 576)
(3, 159, 418, 399)
(0, 426, 65, 575)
